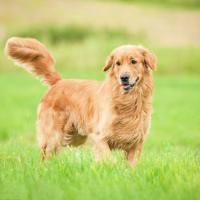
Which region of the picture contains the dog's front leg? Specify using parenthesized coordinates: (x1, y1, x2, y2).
(91, 134, 115, 163)
(126, 141, 144, 167)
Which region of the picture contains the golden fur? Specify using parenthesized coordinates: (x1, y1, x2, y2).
(5, 37, 156, 166)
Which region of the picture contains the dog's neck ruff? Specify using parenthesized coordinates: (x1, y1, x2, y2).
(110, 75, 153, 114)
(103, 74, 153, 150)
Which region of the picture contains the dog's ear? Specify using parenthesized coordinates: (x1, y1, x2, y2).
(103, 55, 114, 72)
(139, 46, 156, 70)
(144, 51, 156, 70)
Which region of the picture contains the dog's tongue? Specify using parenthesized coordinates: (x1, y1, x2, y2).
(122, 83, 130, 90)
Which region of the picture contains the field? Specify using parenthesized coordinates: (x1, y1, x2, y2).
(0, 0, 200, 200)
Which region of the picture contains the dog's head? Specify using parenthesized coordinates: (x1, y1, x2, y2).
(103, 45, 156, 92)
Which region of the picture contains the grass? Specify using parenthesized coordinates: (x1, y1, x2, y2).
(0, 72, 200, 200)
(0, 142, 199, 200)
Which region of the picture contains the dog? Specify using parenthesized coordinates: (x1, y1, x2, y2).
(5, 37, 156, 166)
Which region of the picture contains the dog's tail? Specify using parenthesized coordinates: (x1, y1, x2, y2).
(5, 37, 61, 86)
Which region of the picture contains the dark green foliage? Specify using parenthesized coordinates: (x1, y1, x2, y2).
(101, 0, 200, 9)
(14, 26, 132, 44)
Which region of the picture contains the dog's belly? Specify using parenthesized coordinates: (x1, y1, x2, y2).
(62, 128, 87, 147)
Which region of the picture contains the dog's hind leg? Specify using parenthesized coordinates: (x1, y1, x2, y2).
(37, 108, 65, 160)
(38, 128, 63, 160)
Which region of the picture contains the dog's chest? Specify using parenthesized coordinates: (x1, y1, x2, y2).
(106, 100, 151, 150)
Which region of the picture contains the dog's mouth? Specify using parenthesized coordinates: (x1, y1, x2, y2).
(121, 77, 139, 92)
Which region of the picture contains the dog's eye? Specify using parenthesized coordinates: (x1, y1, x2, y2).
(116, 61, 121, 66)
(131, 59, 137, 64)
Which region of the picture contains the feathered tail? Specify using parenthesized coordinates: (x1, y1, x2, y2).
(5, 37, 61, 86)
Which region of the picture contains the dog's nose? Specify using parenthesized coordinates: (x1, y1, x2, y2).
(120, 74, 130, 82)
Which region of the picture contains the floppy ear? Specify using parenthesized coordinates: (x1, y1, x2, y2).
(103, 55, 114, 72)
(143, 49, 157, 70)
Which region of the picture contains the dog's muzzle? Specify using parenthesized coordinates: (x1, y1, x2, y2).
(121, 76, 139, 92)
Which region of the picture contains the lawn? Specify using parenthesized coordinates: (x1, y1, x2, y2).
(0, 0, 200, 199)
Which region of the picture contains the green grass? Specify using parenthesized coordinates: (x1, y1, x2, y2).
(0, 72, 200, 200)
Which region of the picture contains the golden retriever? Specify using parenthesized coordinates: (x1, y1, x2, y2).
(5, 37, 156, 166)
